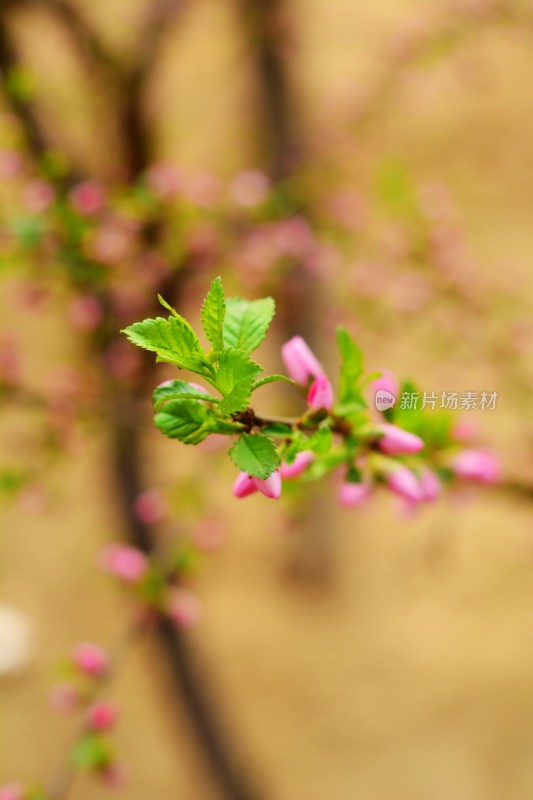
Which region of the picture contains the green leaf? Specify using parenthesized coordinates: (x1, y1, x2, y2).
(123, 316, 207, 373)
(213, 349, 262, 416)
(337, 327, 364, 403)
(229, 433, 280, 479)
(153, 380, 219, 411)
(252, 374, 294, 391)
(154, 399, 214, 444)
(71, 734, 111, 769)
(223, 296, 275, 354)
(201, 276, 226, 351)
(308, 426, 332, 455)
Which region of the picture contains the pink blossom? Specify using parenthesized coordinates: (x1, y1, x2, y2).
(167, 588, 202, 628)
(280, 450, 314, 479)
(69, 180, 106, 215)
(372, 369, 399, 401)
(419, 468, 441, 501)
(0, 783, 24, 800)
(87, 701, 117, 732)
(253, 470, 282, 500)
(232, 471, 282, 500)
(338, 481, 371, 508)
(281, 336, 323, 385)
(452, 449, 500, 484)
(230, 170, 270, 207)
(24, 180, 55, 213)
(69, 295, 103, 333)
(99, 544, 148, 582)
(146, 162, 180, 199)
(377, 424, 424, 455)
(232, 472, 258, 498)
(0, 149, 21, 178)
(72, 642, 109, 677)
(307, 375, 334, 412)
(387, 466, 423, 503)
(134, 489, 167, 525)
(50, 682, 79, 714)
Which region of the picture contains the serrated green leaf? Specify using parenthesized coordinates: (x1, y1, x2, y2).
(214, 349, 262, 416)
(201, 276, 226, 351)
(337, 327, 364, 403)
(223, 296, 275, 354)
(123, 316, 208, 373)
(154, 399, 214, 444)
(229, 433, 280, 479)
(71, 734, 111, 769)
(152, 380, 219, 411)
(252, 374, 294, 391)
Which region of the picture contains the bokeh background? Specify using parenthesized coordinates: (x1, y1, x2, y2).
(2, 0, 533, 798)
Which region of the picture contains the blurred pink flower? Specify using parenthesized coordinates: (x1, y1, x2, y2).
(338, 481, 371, 508)
(99, 544, 148, 582)
(387, 466, 422, 504)
(419, 468, 441, 501)
(0, 149, 21, 178)
(146, 162, 181, 199)
(280, 450, 314, 479)
(69, 180, 106, 215)
(230, 170, 270, 207)
(69, 295, 103, 333)
(50, 682, 79, 714)
(72, 642, 109, 677)
(0, 783, 24, 800)
(87, 701, 117, 732)
(307, 374, 334, 412)
(452, 449, 500, 484)
(134, 489, 167, 526)
(281, 336, 323, 385)
(377, 424, 424, 455)
(167, 588, 202, 628)
(24, 180, 55, 213)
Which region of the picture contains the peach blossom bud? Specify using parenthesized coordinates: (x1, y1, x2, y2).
(307, 375, 334, 412)
(72, 642, 109, 677)
(69, 295, 103, 333)
(87, 701, 117, 732)
(419, 468, 441, 501)
(452, 449, 500, 484)
(146, 162, 180, 199)
(280, 450, 314, 479)
(452, 419, 477, 442)
(69, 180, 106, 215)
(230, 170, 270, 207)
(24, 180, 55, 213)
(99, 544, 148, 582)
(233, 472, 258, 498)
(377, 424, 424, 455)
(133, 489, 167, 525)
(167, 588, 202, 628)
(372, 370, 399, 401)
(253, 471, 282, 500)
(339, 481, 371, 508)
(0, 783, 24, 800)
(387, 466, 423, 503)
(50, 682, 79, 714)
(281, 336, 323, 385)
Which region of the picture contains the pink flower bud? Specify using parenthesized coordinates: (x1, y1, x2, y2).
(0, 783, 24, 800)
(69, 180, 106, 215)
(167, 588, 202, 628)
(146, 162, 180, 199)
(387, 466, 423, 503)
(133, 489, 167, 525)
(372, 369, 399, 400)
(377, 424, 424, 455)
(253, 470, 282, 500)
(24, 180, 55, 213)
(338, 481, 371, 508)
(307, 375, 334, 412)
(99, 544, 148, 582)
(50, 682, 79, 714)
(281, 336, 323, 385)
(419, 468, 441, 501)
(87, 701, 117, 732)
(452, 449, 500, 484)
(233, 472, 258, 498)
(280, 450, 314, 479)
(69, 295, 103, 333)
(72, 642, 109, 677)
